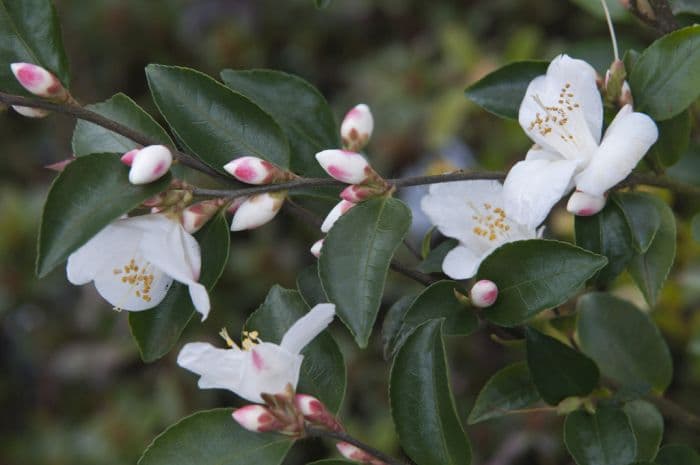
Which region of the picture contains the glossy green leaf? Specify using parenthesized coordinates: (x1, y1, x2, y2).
(477, 240, 608, 326)
(244, 286, 345, 413)
(390, 320, 471, 465)
(569, 0, 629, 19)
(648, 110, 691, 167)
(468, 362, 540, 424)
(577, 293, 673, 392)
(138, 409, 292, 465)
(146, 65, 289, 173)
(623, 400, 664, 462)
(526, 328, 599, 405)
(72, 93, 174, 157)
(613, 192, 661, 254)
(564, 407, 637, 465)
(381, 294, 417, 360)
(319, 197, 411, 347)
(296, 264, 327, 308)
(129, 215, 230, 362)
(416, 238, 459, 274)
(37, 153, 171, 277)
(0, 0, 69, 93)
(655, 445, 700, 465)
(464, 60, 548, 119)
(221, 69, 338, 177)
(626, 195, 676, 305)
(630, 25, 700, 120)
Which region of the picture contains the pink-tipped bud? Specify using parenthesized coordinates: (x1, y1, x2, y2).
(45, 157, 75, 172)
(128, 145, 173, 185)
(310, 239, 324, 258)
(10, 63, 67, 100)
(120, 148, 139, 166)
(231, 192, 285, 231)
(12, 105, 50, 118)
(315, 149, 373, 185)
(337, 442, 385, 465)
(341, 103, 374, 151)
(181, 199, 225, 234)
(232, 405, 284, 433)
(294, 394, 343, 431)
(321, 200, 355, 233)
(340, 184, 386, 203)
(223, 156, 280, 185)
(470, 280, 498, 308)
(566, 190, 606, 216)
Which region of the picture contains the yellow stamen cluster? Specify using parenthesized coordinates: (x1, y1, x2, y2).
(471, 203, 511, 242)
(112, 258, 155, 302)
(219, 328, 261, 351)
(527, 83, 581, 143)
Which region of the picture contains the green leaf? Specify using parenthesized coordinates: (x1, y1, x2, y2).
(623, 400, 663, 462)
(416, 238, 459, 274)
(464, 61, 548, 119)
(630, 25, 700, 120)
(221, 69, 338, 177)
(146, 65, 289, 173)
(577, 292, 673, 392)
(468, 362, 540, 424)
(390, 320, 472, 465)
(296, 264, 327, 308)
(128, 214, 230, 362)
(564, 407, 637, 465)
(613, 192, 661, 254)
(0, 0, 70, 93)
(575, 201, 636, 284)
(626, 195, 676, 305)
(648, 110, 691, 167)
(476, 240, 608, 326)
(245, 286, 345, 413)
(319, 197, 411, 347)
(37, 153, 171, 277)
(72, 93, 174, 157)
(525, 328, 599, 405)
(655, 445, 700, 465)
(138, 409, 292, 465)
(381, 294, 417, 360)
(569, 0, 629, 19)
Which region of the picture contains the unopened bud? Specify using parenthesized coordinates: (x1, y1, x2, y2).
(181, 199, 225, 233)
(294, 394, 343, 431)
(223, 156, 282, 185)
(340, 184, 386, 203)
(127, 145, 173, 185)
(566, 190, 606, 216)
(120, 148, 140, 166)
(604, 60, 627, 106)
(231, 192, 285, 231)
(341, 103, 374, 151)
(310, 239, 324, 258)
(232, 405, 284, 433)
(315, 149, 373, 185)
(45, 157, 75, 172)
(321, 200, 355, 233)
(226, 197, 247, 214)
(336, 442, 385, 465)
(470, 280, 498, 308)
(10, 63, 67, 100)
(619, 81, 633, 107)
(12, 105, 49, 118)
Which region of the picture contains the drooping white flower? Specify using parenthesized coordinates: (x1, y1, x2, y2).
(421, 180, 540, 279)
(66, 213, 210, 319)
(503, 54, 658, 224)
(177, 303, 335, 403)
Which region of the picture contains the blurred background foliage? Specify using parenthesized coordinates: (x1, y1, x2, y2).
(1, 1, 699, 464)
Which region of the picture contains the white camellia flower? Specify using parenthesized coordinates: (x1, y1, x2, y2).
(503, 54, 658, 225)
(66, 213, 210, 319)
(421, 180, 540, 279)
(177, 303, 335, 403)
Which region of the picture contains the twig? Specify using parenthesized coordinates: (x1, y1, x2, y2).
(645, 393, 700, 430)
(305, 426, 415, 465)
(625, 0, 678, 34)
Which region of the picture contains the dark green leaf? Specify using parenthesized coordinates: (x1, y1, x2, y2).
(613, 192, 661, 254)
(129, 215, 230, 362)
(72, 93, 174, 157)
(146, 65, 289, 173)
(37, 153, 170, 277)
(468, 362, 540, 424)
(564, 407, 637, 465)
(477, 240, 608, 326)
(297, 264, 327, 308)
(655, 445, 700, 465)
(623, 400, 663, 462)
(648, 110, 691, 167)
(416, 238, 459, 274)
(390, 320, 471, 465)
(525, 328, 599, 405)
(319, 197, 411, 347)
(464, 61, 548, 119)
(630, 25, 700, 120)
(245, 286, 345, 413)
(0, 0, 69, 93)
(138, 409, 292, 465)
(381, 294, 417, 360)
(577, 293, 673, 392)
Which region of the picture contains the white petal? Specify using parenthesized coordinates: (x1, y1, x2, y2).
(66, 223, 133, 285)
(442, 245, 483, 280)
(238, 343, 303, 402)
(280, 303, 335, 354)
(188, 283, 210, 320)
(177, 342, 246, 393)
(575, 106, 659, 196)
(141, 219, 201, 285)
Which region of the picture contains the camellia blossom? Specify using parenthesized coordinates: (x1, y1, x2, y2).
(177, 303, 335, 403)
(421, 180, 540, 279)
(66, 213, 210, 319)
(503, 54, 658, 225)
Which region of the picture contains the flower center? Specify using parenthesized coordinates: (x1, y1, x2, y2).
(469, 202, 512, 242)
(528, 83, 582, 145)
(219, 327, 261, 351)
(112, 258, 156, 303)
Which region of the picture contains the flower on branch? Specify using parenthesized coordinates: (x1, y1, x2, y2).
(223, 156, 286, 185)
(341, 103, 374, 152)
(230, 192, 286, 231)
(120, 145, 173, 185)
(316, 149, 375, 185)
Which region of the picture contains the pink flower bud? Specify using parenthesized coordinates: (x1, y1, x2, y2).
(341, 103, 374, 151)
(566, 190, 606, 216)
(223, 156, 280, 185)
(45, 157, 75, 172)
(231, 192, 285, 231)
(128, 145, 173, 185)
(181, 199, 225, 233)
(227, 197, 247, 214)
(340, 184, 386, 203)
(337, 442, 384, 465)
(470, 280, 498, 308)
(120, 148, 139, 166)
(310, 239, 324, 258)
(12, 105, 49, 118)
(294, 394, 343, 431)
(321, 200, 355, 233)
(10, 63, 67, 100)
(232, 405, 284, 433)
(315, 149, 372, 184)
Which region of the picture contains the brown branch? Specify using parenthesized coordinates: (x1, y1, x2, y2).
(625, 0, 678, 34)
(305, 426, 415, 465)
